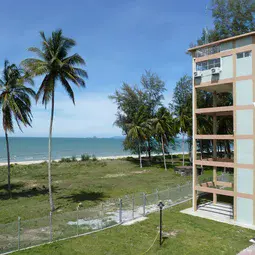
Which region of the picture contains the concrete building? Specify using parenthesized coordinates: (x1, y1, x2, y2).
(189, 31, 255, 226)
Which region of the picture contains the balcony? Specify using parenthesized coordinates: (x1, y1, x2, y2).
(195, 80, 233, 93)
(196, 172, 234, 197)
(195, 45, 220, 58)
(195, 138, 234, 168)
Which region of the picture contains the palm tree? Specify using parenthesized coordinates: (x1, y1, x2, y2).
(0, 60, 35, 197)
(177, 107, 191, 166)
(149, 107, 176, 171)
(22, 29, 88, 211)
(126, 106, 148, 168)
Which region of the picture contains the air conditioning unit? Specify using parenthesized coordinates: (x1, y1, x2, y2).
(211, 67, 221, 75)
(194, 71, 202, 77)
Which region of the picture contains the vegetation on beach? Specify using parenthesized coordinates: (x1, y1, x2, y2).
(13, 201, 254, 255)
(0, 156, 191, 224)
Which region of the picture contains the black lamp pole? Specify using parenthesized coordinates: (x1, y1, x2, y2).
(158, 201, 165, 246)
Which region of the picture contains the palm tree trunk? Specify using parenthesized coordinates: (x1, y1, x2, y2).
(138, 142, 142, 168)
(48, 90, 55, 212)
(5, 131, 11, 198)
(170, 146, 173, 165)
(161, 135, 167, 171)
(182, 133, 185, 166)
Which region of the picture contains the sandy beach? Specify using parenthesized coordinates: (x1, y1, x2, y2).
(0, 152, 189, 166)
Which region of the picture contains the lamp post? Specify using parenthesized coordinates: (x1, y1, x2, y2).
(158, 201, 165, 246)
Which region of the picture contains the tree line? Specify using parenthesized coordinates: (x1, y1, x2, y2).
(110, 72, 192, 170)
(1, 29, 88, 212)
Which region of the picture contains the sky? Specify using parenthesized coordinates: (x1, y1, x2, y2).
(0, 0, 213, 138)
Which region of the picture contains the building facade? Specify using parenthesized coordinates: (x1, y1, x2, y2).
(189, 31, 255, 225)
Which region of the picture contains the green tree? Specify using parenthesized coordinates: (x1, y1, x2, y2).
(110, 71, 166, 159)
(195, 0, 255, 45)
(149, 107, 177, 171)
(22, 29, 88, 211)
(170, 75, 192, 166)
(141, 71, 166, 159)
(126, 106, 149, 168)
(0, 60, 35, 197)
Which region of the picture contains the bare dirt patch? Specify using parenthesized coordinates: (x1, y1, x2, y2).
(103, 170, 150, 179)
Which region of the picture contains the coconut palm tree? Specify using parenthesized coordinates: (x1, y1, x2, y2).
(22, 29, 88, 211)
(177, 106, 191, 166)
(126, 106, 148, 168)
(0, 60, 35, 197)
(149, 107, 176, 171)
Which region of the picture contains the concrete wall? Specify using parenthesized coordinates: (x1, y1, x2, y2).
(237, 168, 253, 195)
(236, 139, 253, 165)
(237, 197, 253, 224)
(236, 51, 252, 77)
(236, 110, 253, 135)
(236, 36, 252, 48)
(236, 80, 253, 105)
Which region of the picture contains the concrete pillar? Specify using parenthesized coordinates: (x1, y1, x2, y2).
(213, 91, 217, 204)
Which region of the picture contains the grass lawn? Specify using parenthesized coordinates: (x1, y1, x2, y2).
(0, 156, 193, 223)
(13, 201, 255, 255)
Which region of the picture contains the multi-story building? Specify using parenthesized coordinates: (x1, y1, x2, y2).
(189, 31, 255, 226)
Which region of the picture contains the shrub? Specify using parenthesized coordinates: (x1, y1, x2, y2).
(92, 154, 97, 161)
(60, 157, 72, 163)
(81, 154, 91, 161)
(71, 156, 77, 162)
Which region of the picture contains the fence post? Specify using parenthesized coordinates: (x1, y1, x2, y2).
(49, 211, 53, 242)
(132, 194, 135, 219)
(17, 216, 21, 250)
(143, 193, 146, 216)
(168, 187, 171, 200)
(119, 198, 122, 223)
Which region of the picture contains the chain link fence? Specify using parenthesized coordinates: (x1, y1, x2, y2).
(0, 182, 192, 254)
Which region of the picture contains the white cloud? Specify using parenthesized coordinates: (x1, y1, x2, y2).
(8, 91, 122, 138)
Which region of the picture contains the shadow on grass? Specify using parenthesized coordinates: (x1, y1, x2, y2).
(0, 183, 25, 191)
(59, 191, 105, 203)
(0, 185, 53, 200)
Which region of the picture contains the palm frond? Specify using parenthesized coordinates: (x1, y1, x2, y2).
(60, 76, 75, 104)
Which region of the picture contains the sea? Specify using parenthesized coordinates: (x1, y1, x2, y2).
(0, 137, 189, 163)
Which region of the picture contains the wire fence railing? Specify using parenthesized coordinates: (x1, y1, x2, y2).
(0, 182, 192, 254)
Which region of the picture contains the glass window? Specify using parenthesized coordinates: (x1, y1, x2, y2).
(245, 51, 251, 57)
(237, 53, 243, 59)
(237, 51, 252, 59)
(196, 58, 220, 71)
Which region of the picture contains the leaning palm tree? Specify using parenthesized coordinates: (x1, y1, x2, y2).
(149, 107, 176, 171)
(0, 60, 35, 197)
(126, 106, 148, 168)
(22, 29, 88, 211)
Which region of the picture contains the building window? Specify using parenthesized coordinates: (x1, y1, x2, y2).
(196, 58, 221, 71)
(237, 51, 252, 59)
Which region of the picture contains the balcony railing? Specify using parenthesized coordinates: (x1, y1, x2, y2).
(195, 45, 220, 58)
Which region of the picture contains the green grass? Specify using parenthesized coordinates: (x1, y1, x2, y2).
(0, 156, 192, 223)
(13, 201, 254, 255)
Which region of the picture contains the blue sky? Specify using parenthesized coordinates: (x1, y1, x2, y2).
(0, 0, 212, 137)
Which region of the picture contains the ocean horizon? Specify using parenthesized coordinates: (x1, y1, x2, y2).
(0, 137, 189, 163)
